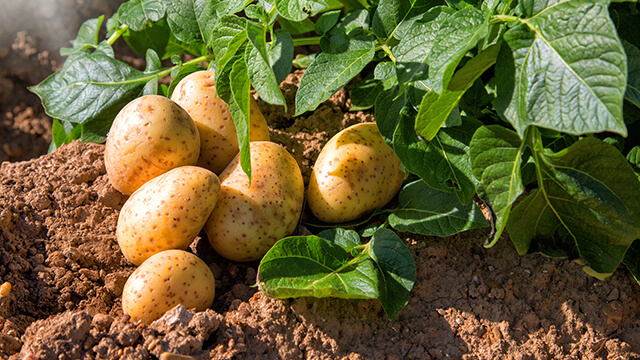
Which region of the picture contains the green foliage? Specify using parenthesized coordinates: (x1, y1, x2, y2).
(258, 228, 415, 320)
(507, 136, 640, 278)
(470, 125, 524, 246)
(495, 0, 627, 138)
(295, 31, 375, 115)
(388, 180, 488, 236)
(29, 0, 640, 315)
(60, 16, 105, 55)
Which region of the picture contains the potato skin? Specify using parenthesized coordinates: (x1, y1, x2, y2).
(105, 95, 200, 195)
(308, 123, 404, 223)
(205, 141, 304, 262)
(117, 166, 220, 265)
(122, 249, 215, 324)
(170, 70, 270, 174)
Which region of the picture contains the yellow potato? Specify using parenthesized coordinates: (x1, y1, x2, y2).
(117, 166, 220, 265)
(170, 70, 270, 174)
(105, 95, 200, 195)
(122, 249, 215, 324)
(308, 123, 404, 223)
(205, 141, 304, 262)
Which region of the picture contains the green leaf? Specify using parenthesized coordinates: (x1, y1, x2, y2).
(258, 235, 379, 299)
(445, 0, 479, 10)
(164, 0, 216, 45)
(428, 6, 489, 94)
(624, 39, 640, 108)
(245, 22, 286, 107)
(470, 125, 525, 247)
(81, 117, 112, 143)
(257, 228, 415, 320)
(374, 61, 395, 80)
(339, 9, 370, 33)
(295, 32, 375, 115)
(211, 16, 248, 77)
(393, 6, 454, 86)
(375, 86, 407, 145)
(416, 43, 499, 141)
(117, 0, 165, 31)
(277, 16, 316, 35)
(394, 112, 481, 204)
(275, 0, 328, 21)
(389, 180, 488, 237)
(320, 27, 350, 54)
(318, 228, 361, 252)
(495, 1, 628, 137)
(212, 0, 249, 16)
(627, 146, 640, 180)
(269, 29, 294, 84)
(623, 240, 640, 286)
(123, 17, 207, 59)
(229, 58, 252, 181)
(507, 137, 640, 277)
(29, 50, 150, 131)
(214, 49, 244, 104)
(50, 119, 82, 152)
(293, 54, 317, 69)
(316, 9, 342, 35)
(366, 228, 416, 320)
(142, 77, 158, 96)
(372, 0, 439, 41)
(144, 49, 162, 72)
(350, 76, 395, 111)
(106, 13, 122, 37)
(459, 78, 494, 119)
(60, 16, 105, 56)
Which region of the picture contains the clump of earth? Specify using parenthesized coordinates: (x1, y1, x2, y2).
(1, 1, 640, 359)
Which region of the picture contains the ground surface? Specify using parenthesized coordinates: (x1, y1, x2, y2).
(1, 1, 640, 360)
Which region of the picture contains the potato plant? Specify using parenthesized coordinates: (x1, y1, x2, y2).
(29, 0, 640, 319)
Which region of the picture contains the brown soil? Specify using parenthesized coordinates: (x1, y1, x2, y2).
(2, 2, 640, 360)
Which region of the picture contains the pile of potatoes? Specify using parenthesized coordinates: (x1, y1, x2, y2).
(104, 70, 404, 324)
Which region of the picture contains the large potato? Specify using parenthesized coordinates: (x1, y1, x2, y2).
(308, 123, 404, 223)
(205, 141, 304, 262)
(122, 249, 215, 324)
(105, 95, 200, 195)
(117, 166, 220, 265)
(171, 70, 270, 174)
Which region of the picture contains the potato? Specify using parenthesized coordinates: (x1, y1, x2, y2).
(105, 95, 200, 195)
(307, 123, 404, 223)
(122, 249, 215, 324)
(205, 141, 304, 261)
(170, 70, 270, 174)
(117, 166, 220, 265)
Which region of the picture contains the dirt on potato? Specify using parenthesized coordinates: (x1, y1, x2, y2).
(2, 1, 640, 359)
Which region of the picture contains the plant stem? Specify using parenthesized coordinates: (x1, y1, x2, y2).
(106, 25, 129, 46)
(490, 14, 521, 25)
(379, 44, 396, 63)
(293, 36, 322, 46)
(156, 54, 216, 78)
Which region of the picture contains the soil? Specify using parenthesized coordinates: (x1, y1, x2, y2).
(2, 1, 640, 360)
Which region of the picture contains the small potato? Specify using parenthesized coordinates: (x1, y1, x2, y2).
(308, 123, 404, 223)
(105, 95, 200, 195)
(171, 70, 270, 174)
(205, 141, 304, 262)
(117, 166, 220, 265)
(122, 249, 215, 324)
